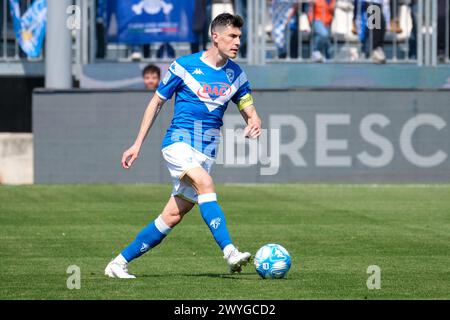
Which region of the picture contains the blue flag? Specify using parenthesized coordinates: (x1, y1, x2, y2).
(106, 0, 196, 44)
(9, 0, 47, 58)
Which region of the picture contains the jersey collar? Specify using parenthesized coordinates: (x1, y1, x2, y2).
(200, 51, 229, 71)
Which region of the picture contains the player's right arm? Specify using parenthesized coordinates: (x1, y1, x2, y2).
(122, 94, 165, 169)
(122, 61, 183, 169)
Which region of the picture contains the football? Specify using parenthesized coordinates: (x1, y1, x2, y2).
(254, 244, 291, 279)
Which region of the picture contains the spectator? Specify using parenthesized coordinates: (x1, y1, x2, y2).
(191, 0, 212, 54)
(309, 0, 336, 62)
(96, 0, 107, 59)
(288, 3, 300, 59)
(389, 0, 402, 33)
(234, 0, 247, 58)
(437, 0, 450, 61)
(353, 0, 387, 63)
(408, 0, 417, 59)
(406, 0, 450, 61)
(129, 44, 152, 61)
(271, 0, 299, 59)
(130, 43, 172, 61)
(142, 64, 161, 90)
(156, 43, 175, 59)
(0, 0, 3, 55)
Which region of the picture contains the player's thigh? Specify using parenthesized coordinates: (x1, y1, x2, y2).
(182, 167, 215, 194)
(162, 142, 201, 180)
(160, 195, 195, 227)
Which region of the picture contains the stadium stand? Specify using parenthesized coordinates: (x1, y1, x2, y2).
(0, 0, 448, 66)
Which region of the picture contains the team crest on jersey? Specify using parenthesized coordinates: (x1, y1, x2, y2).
(197, 82, 232, 101)
(225, 69, 235, 83)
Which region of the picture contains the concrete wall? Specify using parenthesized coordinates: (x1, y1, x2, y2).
(80, 63, 450, 90)
(33, 89, 450, 183)
(0, 133, 33, 184)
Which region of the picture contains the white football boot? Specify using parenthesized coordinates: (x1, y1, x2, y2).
(224, 248, 252, 273)
(104, 260, 136, 279)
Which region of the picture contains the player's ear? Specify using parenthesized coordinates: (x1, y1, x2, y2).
(211, 31, 219, 44)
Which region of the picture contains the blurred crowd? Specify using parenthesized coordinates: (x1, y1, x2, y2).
(269, 0, 449, 63)
(95, 0, 215, 61)
(1, 0, 450, 63)
(94, 0, 447, 64)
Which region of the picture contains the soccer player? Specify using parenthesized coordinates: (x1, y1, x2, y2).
(105, 13, 262, 279)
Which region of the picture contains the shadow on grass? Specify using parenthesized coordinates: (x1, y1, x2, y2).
(138, 272, 257, 280)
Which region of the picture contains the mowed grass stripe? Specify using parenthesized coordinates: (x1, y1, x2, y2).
(0, 184, 449, 299)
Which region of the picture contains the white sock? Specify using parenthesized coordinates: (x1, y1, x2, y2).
(113, 254, 128, 264)
(198, 193, 217, 204)
(223, 244, 236, 257)
(155, 215, 172, 235)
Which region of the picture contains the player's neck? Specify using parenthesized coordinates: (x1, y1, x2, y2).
(202, 48, 228, 69)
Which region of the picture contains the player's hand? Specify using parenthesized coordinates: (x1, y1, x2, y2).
(244, 122, 261, 140)
(122, 144, 140, 169)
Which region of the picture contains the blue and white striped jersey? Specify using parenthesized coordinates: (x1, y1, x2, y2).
(156, 51, 252, 158)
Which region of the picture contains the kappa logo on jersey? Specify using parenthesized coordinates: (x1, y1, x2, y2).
(197, 82, 232, 100)
(210, 217, 221, 230)
(192, 68, 204, 75)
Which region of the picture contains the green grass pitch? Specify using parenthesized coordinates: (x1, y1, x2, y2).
(0, 184, 449, 300)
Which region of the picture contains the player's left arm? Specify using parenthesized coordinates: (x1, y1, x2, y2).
(233, 71, 261, 139)
(240, 104, 262, 139)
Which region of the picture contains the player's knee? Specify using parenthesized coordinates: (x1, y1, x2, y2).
(195, 175, 214, 194)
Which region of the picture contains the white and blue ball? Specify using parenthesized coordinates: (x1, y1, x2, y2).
(254, 244, 291, 279)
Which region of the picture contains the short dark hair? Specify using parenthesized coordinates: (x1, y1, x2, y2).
(210, 13, 244, 35)
(142, 64, 161, 78)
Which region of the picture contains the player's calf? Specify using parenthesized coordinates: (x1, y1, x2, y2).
(197, 192, 251, 272)
(160, 195, 194, 227)
(105, 196, 194, 278)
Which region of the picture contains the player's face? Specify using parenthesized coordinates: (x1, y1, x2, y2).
(143, 72, 160, 90)
(215, 26, 241, 59)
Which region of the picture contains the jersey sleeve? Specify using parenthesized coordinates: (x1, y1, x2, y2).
(156, 61, 183, 100)
(231, 71, 253, 111)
